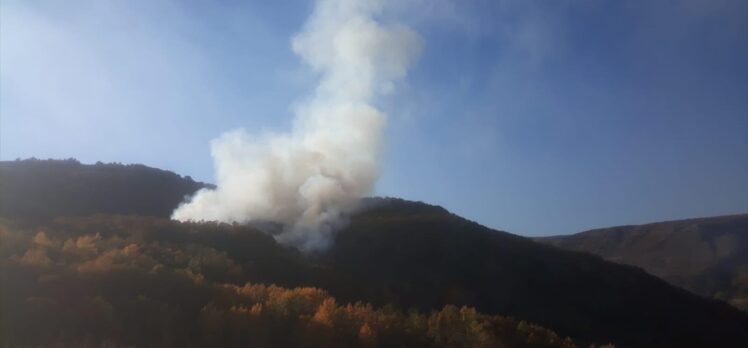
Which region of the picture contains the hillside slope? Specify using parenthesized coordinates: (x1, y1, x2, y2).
(0, 159, 211, 220)
(2, 159, 747, 346)
(537, 215, 748, 312)
(0, 217, 579, 348)
(325, 199, 748, 347)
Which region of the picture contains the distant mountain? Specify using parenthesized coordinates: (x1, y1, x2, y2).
(537, 215, 748, 312)
(2, 159, 748, 347)
(0, 158, 211, 220)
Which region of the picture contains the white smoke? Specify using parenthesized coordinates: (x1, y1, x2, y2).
(172, 0, 421, 251)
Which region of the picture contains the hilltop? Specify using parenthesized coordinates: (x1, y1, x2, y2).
(1, 159, 747, 347)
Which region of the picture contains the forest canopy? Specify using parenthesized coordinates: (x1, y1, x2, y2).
(2, 160, 748, 347)
(0, 216, 582, 348)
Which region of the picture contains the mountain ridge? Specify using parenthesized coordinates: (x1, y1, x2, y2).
(2, 158, 748, 347)
(0, 158, 212, 220)
(537, 214, 748, 312)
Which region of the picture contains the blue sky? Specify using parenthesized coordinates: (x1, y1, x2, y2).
(2, 0, 747, 236)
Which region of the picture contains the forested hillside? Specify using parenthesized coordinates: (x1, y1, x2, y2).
(2, 160, 748, 347)
(0, 159, 210, 220)
(0, 217, 580, 348)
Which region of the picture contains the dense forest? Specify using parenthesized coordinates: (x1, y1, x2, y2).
(537, 214, 748, 312)
(2, 159, 748, 347)
(0, 217, 582, 347)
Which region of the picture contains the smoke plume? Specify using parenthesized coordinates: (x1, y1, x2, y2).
(172, 0, 421, 251)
